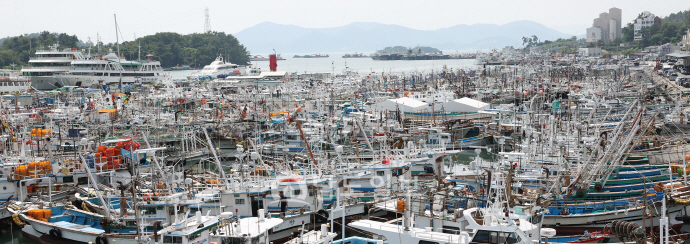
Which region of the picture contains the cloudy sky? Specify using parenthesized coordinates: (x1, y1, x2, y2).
(2, 0, 688, 43)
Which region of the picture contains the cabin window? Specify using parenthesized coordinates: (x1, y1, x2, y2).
(222, 237, 245, 244)
(505, 232, 520, 244)
(235, 199, 245, 204)
(126, 221, 136, 226)
(471, 230, 492, 243)
(309, 189, 315, 197)
(442, 226, 460, 234)
(293, 190, 301, 196)
(163, 235, 183, 243)
(470, 231, 518, 244)
(376, 171, 385, 176)
(141, 207, 156, 215)
(418, 241, 439, 244)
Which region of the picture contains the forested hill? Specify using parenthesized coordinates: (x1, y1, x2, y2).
(0, 31, 249, 69)
(118, 32, 249, 68)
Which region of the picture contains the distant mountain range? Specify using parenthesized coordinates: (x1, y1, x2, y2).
(235, 21, 580, 54)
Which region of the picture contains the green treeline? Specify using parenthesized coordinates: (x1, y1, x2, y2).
(0, 31, 80, 69)
(0, 31, 249, 69)
(114, 32, 249, 68)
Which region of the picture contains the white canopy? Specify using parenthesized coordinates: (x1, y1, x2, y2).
(441, 97, 489, 113)
(371, 97, 429, 113)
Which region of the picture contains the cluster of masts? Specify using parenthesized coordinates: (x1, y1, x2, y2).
(0, 46, 689, 244)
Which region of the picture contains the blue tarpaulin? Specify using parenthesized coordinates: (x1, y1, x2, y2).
(120, 149, 138, 161)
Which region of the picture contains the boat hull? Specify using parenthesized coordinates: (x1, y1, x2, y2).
(542, 203, 684, 236)
(31, 76, 64, 90)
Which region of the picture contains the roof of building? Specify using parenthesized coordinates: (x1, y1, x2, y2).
(666, 52, 690, 58)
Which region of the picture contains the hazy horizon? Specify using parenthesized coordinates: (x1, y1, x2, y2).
(1, 0, 688, 43)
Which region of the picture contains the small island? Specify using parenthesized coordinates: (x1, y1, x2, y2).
(371, 46, 473, 60)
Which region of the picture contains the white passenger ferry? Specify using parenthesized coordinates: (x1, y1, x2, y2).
(53, 52, 166, 87)
(20, 44, 87, 90)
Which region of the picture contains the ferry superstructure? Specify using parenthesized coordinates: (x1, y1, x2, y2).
(53, 53, 166, 87)
(20, 44, 87, 90)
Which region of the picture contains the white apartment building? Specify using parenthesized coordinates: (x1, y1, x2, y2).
(633, 11, 657, 41)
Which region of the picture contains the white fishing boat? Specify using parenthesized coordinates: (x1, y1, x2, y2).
(188, 55, 242, 79)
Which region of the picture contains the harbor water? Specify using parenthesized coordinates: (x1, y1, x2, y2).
(172, 52, 478, 79)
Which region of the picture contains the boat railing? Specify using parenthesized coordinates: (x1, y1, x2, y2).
(21, 66, 71, 70)
(29, 57, 76, 61)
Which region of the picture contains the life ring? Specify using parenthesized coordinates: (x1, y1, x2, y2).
(95, 236, 108, 244)
(316, 209, 329, 222)
(594, 183, 603, 192)
(49, 228, 62, 240)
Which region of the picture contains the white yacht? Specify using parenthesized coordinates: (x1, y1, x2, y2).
(0, 69, 31, 93)
(20, 44, 87, 90)
(53, 52, 166, 87)
(188, 55, 242, 79)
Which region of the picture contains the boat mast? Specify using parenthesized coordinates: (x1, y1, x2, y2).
(114, 14, 122, 90)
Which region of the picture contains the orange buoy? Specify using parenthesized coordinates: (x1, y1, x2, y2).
(43, 209, 51, 219)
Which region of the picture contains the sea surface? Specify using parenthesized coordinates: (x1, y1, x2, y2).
(169, 52, 478, 80)
(250, 52, 478, 74)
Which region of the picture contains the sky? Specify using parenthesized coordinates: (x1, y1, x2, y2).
(2, 0, 689, 43)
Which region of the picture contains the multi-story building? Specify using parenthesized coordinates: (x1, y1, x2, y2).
(586, 8, 622, 44)
(633, 11, 661, 41)
(578, 47, 602, 57)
